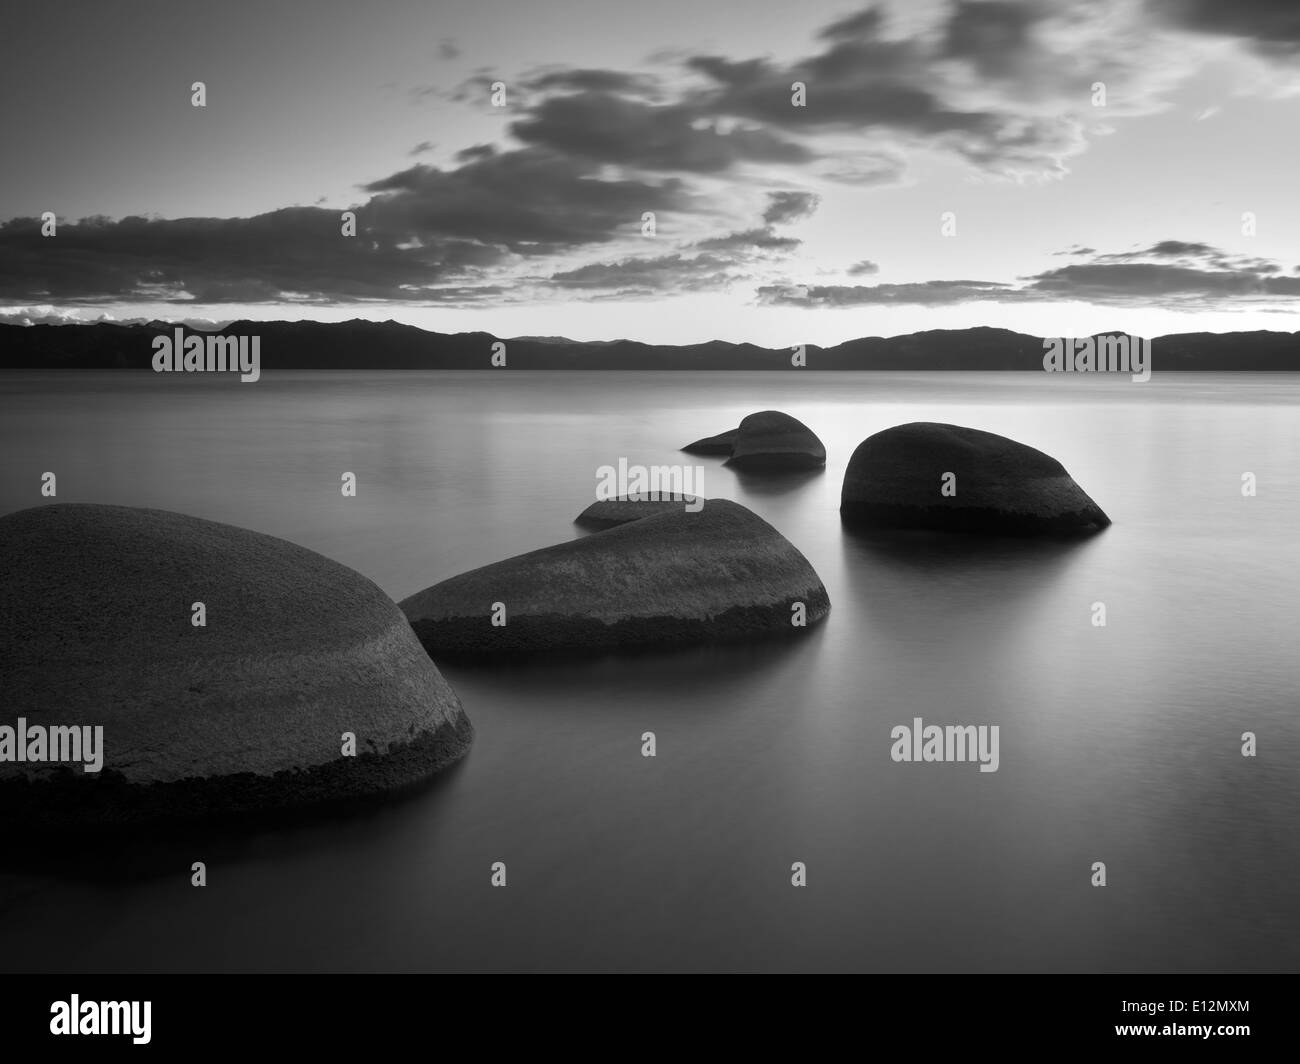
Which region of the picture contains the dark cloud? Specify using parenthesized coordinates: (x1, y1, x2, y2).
(818, 7, 887, 41)
(509, 92, 813, 172)
(1142, 240, 1218, 256)
(1087, 240, 1219, 261)
(454, 143, 496, 162)
(361, 147, 686, 254)
(1025, 261, 1299, 299)
(548, 253, 743, 295)
(10, 0, 1299, 311)
(759, 241, 1300, 309)
(1152, 0, 1300, 52)
(762, 191, 820, 225)
(438, 40, 461, 60)
(0, 208, 510, 304)
(758, 279, 1022, 307)
(847, 260, 880, 276)
(522, 68, 662, 95)
(692, 227, 801, 252)
(943, 1, 1043, 78)
(0, 141, 693, 303)
(687, 49, 973, 132)
(409, 140, 435, 156)
(685, 33, 1073, 175)
(1086, 242, 1284, 275)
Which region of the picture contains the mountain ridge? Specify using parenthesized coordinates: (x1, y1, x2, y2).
(2, 320, 1297, 370)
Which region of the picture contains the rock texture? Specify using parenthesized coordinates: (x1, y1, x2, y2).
(840, 422, 1111, 534)
(0, 504, 472, 830)
(575, 493, 704, 529)
(681, 428, 739, 455)
(402, 499, 828, 656)
(726, 411, 826, 470)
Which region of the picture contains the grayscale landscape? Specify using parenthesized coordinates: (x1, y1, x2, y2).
(1, 0, 1297, 979)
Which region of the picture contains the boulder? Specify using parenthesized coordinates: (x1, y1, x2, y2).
(726, 411, 826, 470)
(840, 422, 1111, 534)
(681, 428, 738, 456)
(575, 493, 704, 529)
(0, 504, 472, 830)
(402, 499, 828, 656)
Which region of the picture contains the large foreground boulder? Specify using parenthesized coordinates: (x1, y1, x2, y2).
(0, 504, 472, 830)
(575, 493, 703, 529)
(726, 411, 826, 470)
(840, 422, 1111, 534)
(402, 499, 828, 656)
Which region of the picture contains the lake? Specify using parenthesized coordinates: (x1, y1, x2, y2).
(1, 369, 1297, 972)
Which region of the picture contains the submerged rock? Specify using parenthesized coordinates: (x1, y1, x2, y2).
(402, 499, 828, 656)
(575, 493, 704, 529)
(681, 428, 738, 455)
(0, 504, 472, 830)
(840, 422, 1111, 534)
(726, 411, 826, 470)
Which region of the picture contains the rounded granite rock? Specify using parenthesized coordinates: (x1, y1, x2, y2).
(681, 428, 739, 456)
(574, 493, 704, 529)
(726, 411, 826, 470)
(0, 504, 472, 830)
(402, 499, 829, 657)
(840, 422, 1111, 534)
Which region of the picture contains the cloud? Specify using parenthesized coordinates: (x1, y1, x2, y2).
(818, 149, 908, 186)
(1083, 241, 1283, 273)
(1105, 240, 1218, 258)
(454, 143, 496, 162)
(1151, 0, 1300, 53)
(819, 7, 887, 42)
(521, 68, 663, 95)
(1025, 258, 1300, 300)
(692, 228, 801, 252)
(758, 279, 1025, 307)
(7, 3, 1300, 311)
(548, 252, 744, 295)
(361, 147, 686, 254)
(762, 191, 820, 225)
(508, 92, 813, 172)
(477, 1, 1152, 184)
(0, 142, 690, 304)
(675, 0, 1266, 178)
(760, 241, 1300, 309)
(0, 306, 140, 326)
(681, 6, 1092, 177)
(942, 0, 1045, 79)
(0, 209, 510, 304)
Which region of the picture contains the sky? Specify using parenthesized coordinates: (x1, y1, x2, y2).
(1, 0, 1299, 345)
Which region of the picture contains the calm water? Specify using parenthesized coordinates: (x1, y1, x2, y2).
(1, 370, 1297, 972)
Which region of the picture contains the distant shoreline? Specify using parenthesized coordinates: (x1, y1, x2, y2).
(3, 321, 1298, 371)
